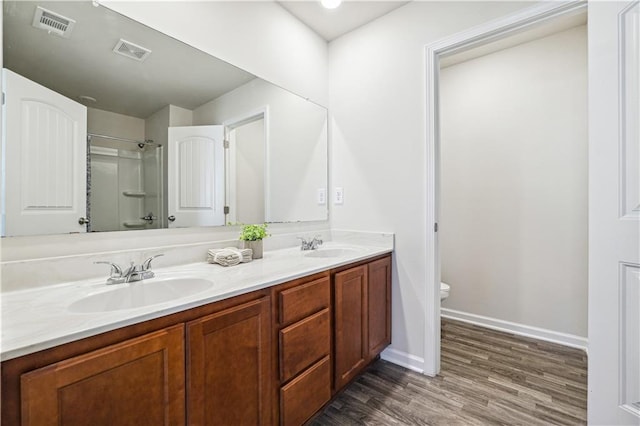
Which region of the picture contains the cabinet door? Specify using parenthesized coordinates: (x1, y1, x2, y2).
(20, 325, 185, 426)
(367, 256, 392, 359)
(334, 265, 368, 390)
(187, 297, 271, 426)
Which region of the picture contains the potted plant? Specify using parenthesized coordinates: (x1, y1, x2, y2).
(239, 223, 269, 259)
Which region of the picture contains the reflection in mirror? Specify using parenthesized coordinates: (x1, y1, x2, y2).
(1, 1, 328, 237)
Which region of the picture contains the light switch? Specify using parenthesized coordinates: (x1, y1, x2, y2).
(334, 187, 344, 205)
(317, 188, 326, 205)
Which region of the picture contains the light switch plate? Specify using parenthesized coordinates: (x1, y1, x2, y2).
(334, 187, 344, 205)
(317, 188, 326, 205)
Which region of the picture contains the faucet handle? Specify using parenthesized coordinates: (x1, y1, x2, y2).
(311, 235, 323, 250)
(123, 261, 138, 274)
(94, 261, 123, 278)
(297, 237, 309, 250)
(142, 254, 164, 271)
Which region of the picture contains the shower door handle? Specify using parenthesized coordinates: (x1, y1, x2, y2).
(168, 215, 176, 222)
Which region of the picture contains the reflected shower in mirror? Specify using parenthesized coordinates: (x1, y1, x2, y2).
(1, 1, 328, 237)
(88, 133, 163, 232)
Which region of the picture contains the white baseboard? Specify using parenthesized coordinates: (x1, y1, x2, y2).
(441, 308, 588, 351)
(380, 347, 425, 374)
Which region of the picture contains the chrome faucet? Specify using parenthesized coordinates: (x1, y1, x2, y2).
(95, 254, 164, 284)
(94, 261, 125, 285)
(298, 236, 323, 251)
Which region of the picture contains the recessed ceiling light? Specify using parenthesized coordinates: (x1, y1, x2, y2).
(321, 0, 342, 9)
(78, 95, 97, 103)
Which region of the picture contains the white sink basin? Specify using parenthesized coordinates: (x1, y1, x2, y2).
(304, 248, 360, 258)
(68, 277, 214, 313)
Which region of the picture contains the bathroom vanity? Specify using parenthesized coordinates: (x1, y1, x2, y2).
(1, 246, 392, 425)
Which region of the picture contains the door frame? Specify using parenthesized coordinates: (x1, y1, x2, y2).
(423, 1, 587, 376)
(223, 106, 270, 224)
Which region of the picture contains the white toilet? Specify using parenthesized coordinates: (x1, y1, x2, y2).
(440, 282, 450, 302)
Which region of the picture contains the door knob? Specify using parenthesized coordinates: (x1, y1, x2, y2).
(168, 215, 176, 222)
(78, 217, 90, 225)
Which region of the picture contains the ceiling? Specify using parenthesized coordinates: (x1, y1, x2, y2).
(3, 1, 255, 118)
(278, 1, 409, 41)
(2, 0, 407, 119)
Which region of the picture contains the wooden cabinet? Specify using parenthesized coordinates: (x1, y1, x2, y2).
(279, 309, 330, 382)
(20, 325, 185, 426)
(273, 274, 332, 426)
(2, 253, 392, 425)
(334, 255, 392, 392)
(367, 256, 392, 359)
(187, 297, 271, 426)
(280, 356, 331, 426)
(334, 265, 368, 390)
(3, 290, 269, 426)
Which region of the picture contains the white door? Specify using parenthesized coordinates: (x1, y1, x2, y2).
(2, 69, 87, 236)
(588, 1, 640, 424)
(167, 125, 225, 228)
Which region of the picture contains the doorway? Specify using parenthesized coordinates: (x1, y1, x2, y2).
(88, 134, 163, 232)
(224, 108, 269, 225)
(423, 1, 588, 376)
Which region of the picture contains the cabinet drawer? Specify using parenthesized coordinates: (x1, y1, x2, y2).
(278, 276, 330, 326)
(280, 356, 331, 426)
(279, 308, 330, 382)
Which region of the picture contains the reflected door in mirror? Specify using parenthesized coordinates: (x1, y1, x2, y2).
(2, 68, 87, 237)
(167, 125, 225, 227)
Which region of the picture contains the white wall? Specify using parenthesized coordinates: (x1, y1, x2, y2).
(88, 107, 145, 148)
(235, 119, 265, 224)
(439, 25, 588, 337)
(101, 1, 328, 106)
(329, 1, 532, 371)
(193, 78, 328, 223)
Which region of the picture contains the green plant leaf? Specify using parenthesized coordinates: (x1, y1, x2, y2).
(238, 223, 269, 241)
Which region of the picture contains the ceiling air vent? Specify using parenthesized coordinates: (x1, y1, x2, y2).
(113, 39, 152, 62)
(32, 6, 75, 38)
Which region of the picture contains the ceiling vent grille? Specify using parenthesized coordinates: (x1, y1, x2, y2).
(32, 6, 75, 38)
(113, 39, 152, 62)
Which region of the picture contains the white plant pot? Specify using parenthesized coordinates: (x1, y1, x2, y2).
(243, 240, 263, 259)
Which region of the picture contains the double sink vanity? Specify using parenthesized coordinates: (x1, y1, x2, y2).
(1, 238, 393, 425)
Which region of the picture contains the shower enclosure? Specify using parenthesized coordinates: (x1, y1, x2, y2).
(88, 133, 163, 232)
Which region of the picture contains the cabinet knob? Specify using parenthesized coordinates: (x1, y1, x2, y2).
(78, 217, 90, 225)
(168, 215, 176, 222)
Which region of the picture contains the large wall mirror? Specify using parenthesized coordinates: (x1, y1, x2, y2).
(2, 1, 328, 237)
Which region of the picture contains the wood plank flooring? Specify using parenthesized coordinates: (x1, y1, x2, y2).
(312, 319, 587, 425)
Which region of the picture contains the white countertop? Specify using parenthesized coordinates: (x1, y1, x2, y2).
(1, 241, 392, 361)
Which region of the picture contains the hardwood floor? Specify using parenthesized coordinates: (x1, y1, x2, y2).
(312, 319, 587, 425)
